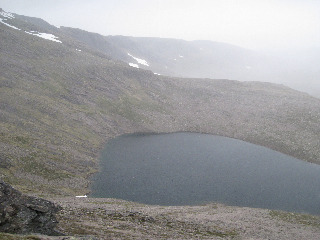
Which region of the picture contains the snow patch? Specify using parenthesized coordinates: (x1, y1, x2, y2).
(76, 195, 87, 198)
(0, 10, 15, 19)
(129, 63, 139, 68)
(33, 32, 62, 43)
(173, 59, 177, 61)
(0, 10, 20, 30)
(154, 73, 161, 75)
(179, 55, 184, 58)
(76, 49, 82, 52)
(25, 31, 62, 43)
(128, 53, 149, 66)
(0, 18, 20, 30)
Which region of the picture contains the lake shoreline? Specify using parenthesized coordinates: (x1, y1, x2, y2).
(91, 132, 320, 215)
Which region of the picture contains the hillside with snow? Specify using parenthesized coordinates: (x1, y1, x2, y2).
(1, 8, 319, 98)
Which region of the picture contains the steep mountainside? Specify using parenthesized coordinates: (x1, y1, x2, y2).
(0, 8, 320, 199)
(7, 10, 320, 98)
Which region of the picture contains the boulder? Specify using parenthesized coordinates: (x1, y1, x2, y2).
(0, 180, 61, 235)
(0, 154, 12, 169)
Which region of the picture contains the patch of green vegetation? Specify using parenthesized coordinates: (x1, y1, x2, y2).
(205, 229, 238, 238)
(39, 80, 71, 97)
(98, 96, 146, 122)
(12, 136, 31, 145)
(269, 210, 320, 228)
(188, 224, 237, 238)
(0, 131, 34, 150)
(0, 232, 41, 240)
(98, 91, 166, 123)
(20, 154, 72, 180)
(88, 201, 116, 205)
(66, 223, 96, 235)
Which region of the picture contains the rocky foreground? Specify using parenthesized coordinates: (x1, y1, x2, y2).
(51, 197, 320, 240)
(0, 181, 60, 236)
(1, 181, 320, 239)
(5, 197, 320, 240)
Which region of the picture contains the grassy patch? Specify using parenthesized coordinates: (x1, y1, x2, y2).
(20, 154, 72, 180)
(88, 201, 117, 205)
(204, 229, 237, 238)
(98, 96, 146, 122)
(269, 210, 320, 228)
(0, 232, 41, 240)
(64, 223, 97, 235)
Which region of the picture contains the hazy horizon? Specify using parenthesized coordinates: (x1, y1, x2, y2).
(2, 0, 320, 51)
(1, 0, 320, 97)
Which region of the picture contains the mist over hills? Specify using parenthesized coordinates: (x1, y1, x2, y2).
(3, 6, 318, 98)
(60, 27, 320, 98)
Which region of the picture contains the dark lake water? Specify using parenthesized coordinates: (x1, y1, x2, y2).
(91, 132, 320, 215)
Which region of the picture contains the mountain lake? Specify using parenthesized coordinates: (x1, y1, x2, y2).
(90, 132, 320, 215)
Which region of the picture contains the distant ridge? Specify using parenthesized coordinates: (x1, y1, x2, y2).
(2, 7, 319, 97)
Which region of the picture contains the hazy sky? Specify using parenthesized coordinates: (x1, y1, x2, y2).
(2, 0, 320, 50)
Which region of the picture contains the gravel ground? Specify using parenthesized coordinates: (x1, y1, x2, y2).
(48, 197, 320, 240)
